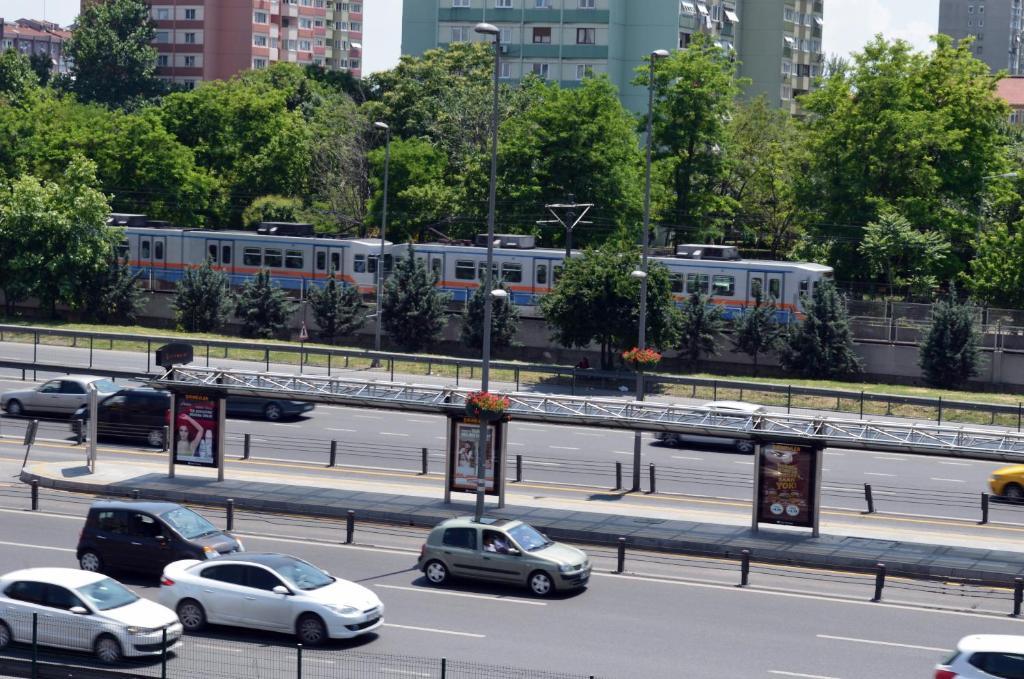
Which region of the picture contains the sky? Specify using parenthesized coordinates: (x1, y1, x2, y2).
(1, 0, 939, 74)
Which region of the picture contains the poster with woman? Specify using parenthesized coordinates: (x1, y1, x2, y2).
(173, 392, 219, 468)
(451, 421, 496, 493)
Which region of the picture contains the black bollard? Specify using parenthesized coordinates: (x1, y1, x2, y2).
(616, 537, 626, 574)
(30, 479, 38, 511)
(226, 499, 234, 531)
(864, 483, 875, 514)
(346, 510, 355, 544)
(872, 562, 886, 602)
(740, 549, 751, 587)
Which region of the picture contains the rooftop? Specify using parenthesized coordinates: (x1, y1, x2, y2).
(997, 76, 1024, 107)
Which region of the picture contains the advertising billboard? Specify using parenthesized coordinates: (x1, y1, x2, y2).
(173, 392, 219, 468)
(447, 417, 503, 497)
(754, 442, 821, 530)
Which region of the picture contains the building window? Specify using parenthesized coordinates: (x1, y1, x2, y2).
(496, 0, 513, 7)
(811, 39, 821, 53)
(783, 6, 795, 21)
(535, 0, 551, 7)
(576, 28, 595, 44)
(183, 80, 196, 90)
(711, 4, 720, 20)
(796, 63, 810, 77)
(184, 55, 196, 67)
(299, 18, 313, 28)
(184, 32, 196, 44)
(532, 27, 551, 43)
(253, 58, 268, 69)
(287, 39, 298, 50)
(351, 2, 361, 10)
(254, 10, 268, 23)
(500, 27, 512, 43)
(781, 84, 792, 100)
(781, 60, 791, 75)
(679, 32, 691, 48)
(500, 61, 511, 78)
(156, 8, 170, 20)
(579, 0, 595, 7)
(155, 31, 169, 43)
(254, 34, 268, 46)
(451, 26, 468, 42)
(531, 62, 549, 78)
(724, 6, 739, 22)
(680, 1, 696, 15)
(575, 64, 592, 80)
(350, 58, 360, 67)
(453, 0, 470, 6)
(184, 8, 196, 19)
(314, 19, 324, 27)
(810, 64, 821, 77)
(157, 54, 169, 67)
(979, 3, 985, 12)
(350, 21, 361, 30)
(299, 39, 312, 50)
(968, 4, 974, 12)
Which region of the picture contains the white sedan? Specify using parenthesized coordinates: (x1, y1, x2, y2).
(935, 634, 1024, 678)
(0, 568, 181, 664)
(1, 376, 120, 416)
(158, 553, 383, 645)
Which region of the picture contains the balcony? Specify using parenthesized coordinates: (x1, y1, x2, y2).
(521, 43, 560, 58)
(561, 9, 609, 23)
(437, 7, 483, 22)
(561, 44, 608, 59)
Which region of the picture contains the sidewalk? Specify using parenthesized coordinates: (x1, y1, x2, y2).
(21, 458, 1024, 586)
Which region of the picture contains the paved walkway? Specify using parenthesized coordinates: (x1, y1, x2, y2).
(22, 458, 1024, 586)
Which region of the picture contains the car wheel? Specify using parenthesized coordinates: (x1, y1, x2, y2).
(263, 403, 283, 421)
(94, 634, 122, 664)
(5, 400, 23, 416)
(147, 429, 165, 448)
(177, 599, 206, 632)
(424, 560, 449, 585)
(296, 614, 327, 646)
(1005, 483, 1024, 500)
(0, 621, 11, 649)
(528, 571, 554, 597)
(735, 440, 755, 454)
(79, 550, 102, 573)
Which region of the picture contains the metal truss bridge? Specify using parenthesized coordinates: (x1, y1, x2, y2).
(152, 367, 1024, 462)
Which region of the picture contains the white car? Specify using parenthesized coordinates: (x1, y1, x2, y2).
(0, 568, 181, 664)
(1, 376, 120, 416)
(158, 553, 384, 646)
(654, 400, 767, 453)
(935, 634, 1024, 678)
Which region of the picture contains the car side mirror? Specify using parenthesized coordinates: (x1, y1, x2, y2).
(70, 606, 89, 615)
(506, 548, 521, 556)
(272, 585, 290, 596)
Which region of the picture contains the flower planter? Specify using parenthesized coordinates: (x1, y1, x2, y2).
(621, 347, 662, 371)
(465, 391, 510, 421)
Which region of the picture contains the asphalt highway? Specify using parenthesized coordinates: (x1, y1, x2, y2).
(0, 480, 1021, 679)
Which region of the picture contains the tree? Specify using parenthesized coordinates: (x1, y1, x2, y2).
(0, 49, 37, 99)
(919, 286, 981, 388)
(242, 195, 307, 230)
(28, 52, 52, 87)
(382, 244, 451, 352)
(307, 273, 366, 343)
(64, 0, 164, 108)
(76, 255, 147, 324)
(779, 281, 863, 379)
(730, 292, 781, 375)
(461, 281, 520, 351)
(634, 35, 744, 243)
(0, 156, 114, 317)
(172, 260, 233, 332)
(961, 221, 1024, 308)
(858, 208, 950, 296)
(540, 241, 681, 370)
(234, 269, 298, 339)
(677, 293, 726, 369)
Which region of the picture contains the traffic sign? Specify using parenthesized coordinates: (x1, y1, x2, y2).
(299, 322, 309, 342)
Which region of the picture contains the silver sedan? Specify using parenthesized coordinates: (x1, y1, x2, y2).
(1, 376, 120, 416)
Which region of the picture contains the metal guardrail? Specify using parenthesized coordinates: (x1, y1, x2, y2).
(154, 366, 1024, 462)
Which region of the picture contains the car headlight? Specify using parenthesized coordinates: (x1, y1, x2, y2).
(559, 564, 577, 573)
(126, 626, 160, 635)
(325, 604, 360, 616)
(203, 546, 218, 559)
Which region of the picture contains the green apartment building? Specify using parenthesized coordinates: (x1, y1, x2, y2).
(402, 0, 824, 114)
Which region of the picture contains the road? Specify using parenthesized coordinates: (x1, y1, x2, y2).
(0, 479, 1021, 679)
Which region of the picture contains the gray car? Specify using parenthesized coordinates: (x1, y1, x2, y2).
(1, 376, 120, 417)
(417, 517, 590, 597)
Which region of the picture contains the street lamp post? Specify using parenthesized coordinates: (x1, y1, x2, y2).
(373, 122, 391, 360)
(473, 22, 501, 521)
(631, 49, 669, 493)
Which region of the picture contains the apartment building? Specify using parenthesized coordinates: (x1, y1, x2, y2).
(998, 76, 1024, 125)
(82, 1, 363, 88)
(0, 18, 72, 74)
(402, 0, 823, 114)
(938, 0, 1022, 75)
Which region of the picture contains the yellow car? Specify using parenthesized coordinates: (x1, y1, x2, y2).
(989, 465, 1024, 499)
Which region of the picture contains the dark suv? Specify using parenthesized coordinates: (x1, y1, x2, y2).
(76, 500, 243, 575)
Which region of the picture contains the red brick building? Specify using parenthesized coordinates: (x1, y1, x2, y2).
(0, 18, 72, 74)
(998, 76, 1024, 127)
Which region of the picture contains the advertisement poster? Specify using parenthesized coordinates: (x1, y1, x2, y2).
(450, 420, 498, 495)
(173, 392, 219, 468)
(755, 443, 819, 528)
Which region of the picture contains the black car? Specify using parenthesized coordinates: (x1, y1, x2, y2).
(76, 500, 243, 575)
(70, 389, 315, 447)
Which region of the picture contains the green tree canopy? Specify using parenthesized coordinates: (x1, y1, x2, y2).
(858, 207, 951, 296)
(962, 221, 1024, 308)
(0, 49, 37, 100)
(172, 260, 233, 332)
(461, 281, 520, 351)
(382, 244, 452, 352)
(367, 137, 458, 243)
(919, 286, 980, 388)
(307, 273, 366, 343)
(779, 281, 863, 379)
(677, 292, 726, 369)
(76, 255, 146, 325)
(242, 195, 308, 230)
(234, 269, 298, 339)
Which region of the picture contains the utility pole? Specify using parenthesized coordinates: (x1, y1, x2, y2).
(537, 195, 593, 258)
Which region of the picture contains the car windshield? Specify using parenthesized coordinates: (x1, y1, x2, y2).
(76, 578, 139, 611)
(507, 523, 553, 552)
(92, 379, 119, 393)
(160, 507, 219, 540)
(273, 556, 335, 591)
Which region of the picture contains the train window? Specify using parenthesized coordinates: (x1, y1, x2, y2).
(384, 254, 393, 273)
(367, 255, 378, 274)
(712, 275, 734, 296)
(453, 260, 472, 280)
(553, 265, 563, 283)
(750, 277, 762, 298)
(354, 254, 366, 273)
(536, 264, 548, 285)
(285, 250, 304, 269)
(670, 274, 684, 294)
(331, 252, 341, 273)
(263, 248, 283, 268)
(316, 252, 326, 271)
(116, 242, 129, 261)
(685, 273, 709, 294)
(141, 240, 150, 259)
(769, 278, 780, 299)
(501, 262, 522, 283)
(208, 244, 218, 263)
(222, 246, 231, 265)
(431, 258, 442, 277)
(243, 247, 262, 267)
(154, 241, 164, 261)
(799, 279, 809, 294)
(478, 262, 498, 281)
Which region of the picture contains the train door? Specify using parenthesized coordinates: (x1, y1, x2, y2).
(205, 239, 233, 271)
(137, 234, 167, 289)
(766, 273, 783, 305)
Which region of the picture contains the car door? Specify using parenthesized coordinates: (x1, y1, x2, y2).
(30, 380, 62, 413)
(57, 380, 88, 415)
(40, 584, 93, 651)
(196, 564, 249, 625)
(439, 527, 481, 578)
(92, 510, 135, 570)
(97, 394, 127, 439)
(127, 512, 172, 572)
(480, 530, 528, 583)
(239, 566, 293, 632)
(0, 580, 47, 643)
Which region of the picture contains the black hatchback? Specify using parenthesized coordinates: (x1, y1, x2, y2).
(76, 500, 244, 575)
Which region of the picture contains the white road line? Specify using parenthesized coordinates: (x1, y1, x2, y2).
(939, 461, 971, 466)
(874, 456, 906, 462)
(517, 424, 546, 430)
(864, 472, 895, 477)
(380, 432, 410, 437)
(383, 623, 485, 638)
(573, 432, 604, 437)
(352, 414, 382, 420)
(816, 634, 947, 653)
(191, 642, 245, 654)
(733, 461, 754, 465)
(549, 445, 579, 450)
(672, 455, 704, 461)
(434, 436, 446, 440)
(0, 540, 75, 553)
(375, 584, 546, 606)
(612, 451, 634, 455)
(769, 672, 840, 679)
(326, 427, 355, 433)
(930, 477, 966, 483)
(407, 419, 433, 424)
(269, 423, 301, 428)
(527, 461, 564, 467)
(507, 442, 525, 447)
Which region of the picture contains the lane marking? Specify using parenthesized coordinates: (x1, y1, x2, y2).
(874, 456, 906, 462)
(382, 623, 484, 638)
(815, 635, 947, 653)
(548, 446, 579, 451)
(269, 423, 301, 428)
(612, 451, 634, 455)
(352, 415, 382, 420)
(326, 428, 355, 433)
(864, 472, 895, 477)
(375, 584, 546, 606)
(524, 461, 564, 467)
(672, 455, 704, 461)
(573, 433, 604, 437)
(939, 461, 971, 467)
(380, 432, 410, 437)
(930, 478, 966, 483)
(0, 540, 75, 553)
(733, 461, 753, 465)
(507, 442, 525, 447)
(769, 672, 840, 679)
(191, 642, 245, 654)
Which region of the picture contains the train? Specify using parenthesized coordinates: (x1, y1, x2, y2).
(111, 215, 834, 321)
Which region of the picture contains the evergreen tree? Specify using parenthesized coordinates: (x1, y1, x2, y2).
(730, 291, 781, 376)
(172, 260, 233, 332)
(678, 292, 726, 369)
(76, 255, 146, 325)
(234, 269, 298, 339)
(28, 52, 52, 87)
(382, 244, 451, 352)
(461, 280, 520, 351)
(919, 286, 981, 388)
(307, 272, 365, 344)
(779, 281, 863, 378)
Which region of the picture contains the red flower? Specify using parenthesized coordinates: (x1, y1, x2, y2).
(466, 391, 510, 414)
(621, 347, 662, 368)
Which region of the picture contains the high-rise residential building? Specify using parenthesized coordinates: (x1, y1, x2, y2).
(401, 0, 824, 114)
(0, 18, 72, 74)
(938, 0, 1023, 75)
(81, 1, 363, 88)
(738, 0, 824, 114)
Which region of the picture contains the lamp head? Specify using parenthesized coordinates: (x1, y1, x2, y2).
(630, 270, 647, 280)
(651, 49, 670, 60)
(475, 22, 500, 36)
(374, 121, 390, 131)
